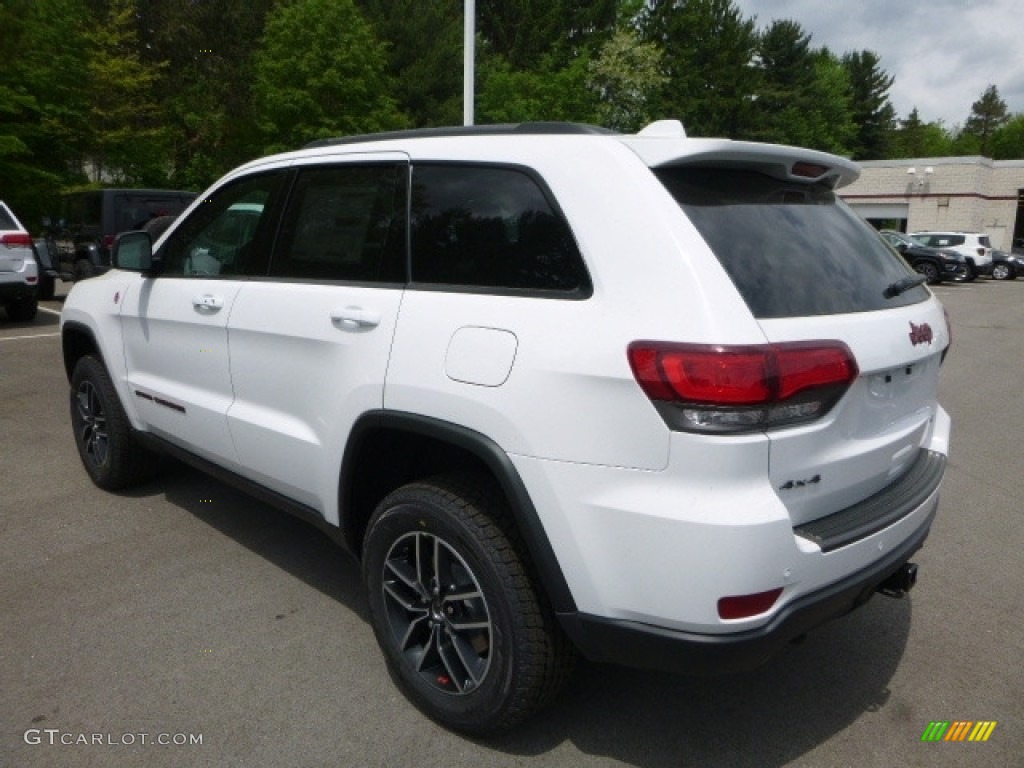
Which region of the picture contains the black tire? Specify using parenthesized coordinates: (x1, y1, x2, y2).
(362, 473, 575, 735)
(913, 260, 941, 284)
(70, 355, 160, 490)
(38, 275, 56, 300)
(75, 258, 95, 280)
(991, 262, 1015, 280)
(6, 297, 38, 321)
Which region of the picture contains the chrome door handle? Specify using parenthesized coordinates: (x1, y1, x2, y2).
(192, 294, 224, 311)
(330, 306, 381, 329)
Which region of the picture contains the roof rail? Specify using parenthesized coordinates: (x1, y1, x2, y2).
(303, 122, 619, 149)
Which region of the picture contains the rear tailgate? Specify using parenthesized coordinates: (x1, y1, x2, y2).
(759, 302, 948, 526)
(639, 143, 950, 530)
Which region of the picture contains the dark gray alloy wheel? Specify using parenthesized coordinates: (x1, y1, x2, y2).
(362, 473, 575, 735)
(381, 530, 493, 695)
(70, 355, 159, 490)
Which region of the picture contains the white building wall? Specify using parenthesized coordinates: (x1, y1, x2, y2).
(839, 157, 1024, 250)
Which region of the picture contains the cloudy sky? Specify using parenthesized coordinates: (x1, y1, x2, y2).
(730, 0, 1024, 128)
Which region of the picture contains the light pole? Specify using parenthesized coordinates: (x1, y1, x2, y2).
(464, 0, 475, 126)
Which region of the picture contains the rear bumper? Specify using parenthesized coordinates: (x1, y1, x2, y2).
(0, 279, 37, 302)
(558, 500, 935, 675)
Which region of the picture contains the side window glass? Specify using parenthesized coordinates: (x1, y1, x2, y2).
(410, 164, 589, 294)
(160, 172, 282, 277)
(269, 164, 406, 283)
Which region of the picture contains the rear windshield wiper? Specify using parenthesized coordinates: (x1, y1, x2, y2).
(883, 274, 928, 299)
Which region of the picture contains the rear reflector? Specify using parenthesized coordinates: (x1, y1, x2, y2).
(718, 588, 784, 620)
(628, 341, 858, 433)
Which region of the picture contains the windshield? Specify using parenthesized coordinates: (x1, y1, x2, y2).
(656, 168, 929, 318)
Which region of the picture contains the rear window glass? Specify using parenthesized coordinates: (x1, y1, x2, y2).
(410, 164, 589, 295)
(656, 168, 928, 318)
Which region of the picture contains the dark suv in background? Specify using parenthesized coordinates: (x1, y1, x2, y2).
(46, 188, 196, 281)
(880, 230, 970, 284)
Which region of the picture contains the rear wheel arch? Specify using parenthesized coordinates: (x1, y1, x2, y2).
(339, 411, 577, 614)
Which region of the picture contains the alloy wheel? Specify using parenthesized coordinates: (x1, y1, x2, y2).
(381, 531, 492, 695)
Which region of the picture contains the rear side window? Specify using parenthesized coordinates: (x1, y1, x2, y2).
(270, 164, 406, 283)
(410, 164, 589, 295)
(657, 168, 928, 318)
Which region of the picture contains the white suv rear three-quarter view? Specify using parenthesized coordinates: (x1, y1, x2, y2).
(60, 120, 951, 735)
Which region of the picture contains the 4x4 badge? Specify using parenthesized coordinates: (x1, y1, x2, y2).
(909, 322, 933, 346)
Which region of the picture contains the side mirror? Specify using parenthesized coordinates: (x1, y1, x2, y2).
(112, 230, 162, 273)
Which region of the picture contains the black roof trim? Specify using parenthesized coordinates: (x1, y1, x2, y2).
(303, 122, 619, 149)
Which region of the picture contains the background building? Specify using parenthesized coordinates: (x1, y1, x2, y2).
(839, 157, 1024, 249)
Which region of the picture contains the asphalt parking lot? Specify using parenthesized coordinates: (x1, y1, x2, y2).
(1, 279, 1022, 768)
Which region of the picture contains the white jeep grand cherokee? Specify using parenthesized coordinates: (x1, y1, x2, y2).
(61, 121, 951, 734)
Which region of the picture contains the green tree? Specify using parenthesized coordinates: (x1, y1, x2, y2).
(640, 0, 758, 138)
(991, 113, 1024, 159)
(891, 108, 953, 157)
(587, 27, 667, 131)
(962, 84, 1009, 157)
(136, 0, 278, 189)
(479, 0, 618, 69)
(477, 54, 596, 124)
(358, 0, 463, 127)
(750, 21, 855, 153)
(84, 0, 172, 184)
(841, 50, 896, 159)
(252, 0, 406, 154)
(0, 0, 94, 224)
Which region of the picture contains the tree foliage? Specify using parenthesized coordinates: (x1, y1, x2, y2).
(962, 84, 1010, 157)
(842, 50, 896, 159)
(2, 0, 1024, 229)
(252, 0, 406, 154)
(639, 0, 759, 138)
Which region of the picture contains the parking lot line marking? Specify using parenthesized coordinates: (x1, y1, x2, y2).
(0, 332, 61, 342)
(38, 306, 62, 317)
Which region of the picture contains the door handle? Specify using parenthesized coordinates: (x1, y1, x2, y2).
(192, 294, 224, 311)
(330, 306, 381, 329)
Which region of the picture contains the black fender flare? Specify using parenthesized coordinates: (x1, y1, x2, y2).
(341, 410, 577, 614)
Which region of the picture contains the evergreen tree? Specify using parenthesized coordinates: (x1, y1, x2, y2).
(891, 108, 953, 158)
(358, 0, 463, 127)
(639, 0, 758, 138)
(841, 50, 896, 160)
(750, 21, 855, 153)
(963, 84, 1009, 157)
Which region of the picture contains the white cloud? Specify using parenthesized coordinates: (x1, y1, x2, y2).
(730, 0, 1024, 126)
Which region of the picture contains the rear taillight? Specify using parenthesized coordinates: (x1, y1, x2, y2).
(102, 234, 116, 252)
(627, 341, 858, 434)
(1, 232, 32, 248)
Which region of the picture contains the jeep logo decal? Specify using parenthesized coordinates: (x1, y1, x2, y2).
(909, 322, 933, 346)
